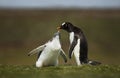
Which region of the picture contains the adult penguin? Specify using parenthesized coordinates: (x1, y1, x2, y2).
(57, 22, 101, 66)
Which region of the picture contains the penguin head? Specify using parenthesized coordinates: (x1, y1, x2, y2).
(53, 31, 60, 39)
(57, 22, 73, 32)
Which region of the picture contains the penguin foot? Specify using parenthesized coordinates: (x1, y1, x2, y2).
(88, 60, 101, 66)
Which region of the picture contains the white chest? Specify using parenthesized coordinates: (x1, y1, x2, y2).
(36, 38, 61, 67)
(41, 39, 61, 57)
(69, 32, 74, 44)
(74, 39, 81, 65)
(69, 32, 81, 66)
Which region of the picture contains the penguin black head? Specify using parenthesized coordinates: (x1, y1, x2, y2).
(57, 22, 74, 32)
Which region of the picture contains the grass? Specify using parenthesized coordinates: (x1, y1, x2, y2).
(0, 65, 120, 78)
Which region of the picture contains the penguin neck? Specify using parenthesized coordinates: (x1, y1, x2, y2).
(52, 37, 61, 48)
(53, 37, 60, 42)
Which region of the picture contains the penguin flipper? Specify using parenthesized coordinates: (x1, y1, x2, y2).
(69, 36, 78, 59)
(37, 51, 42, 59)
(60, 49, 67, 63)
(28, 45, 46, 56)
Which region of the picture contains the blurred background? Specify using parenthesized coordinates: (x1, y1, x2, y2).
(0, 0, 120, 65)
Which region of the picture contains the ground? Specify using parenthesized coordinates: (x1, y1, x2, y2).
(0, 65, 120, 78)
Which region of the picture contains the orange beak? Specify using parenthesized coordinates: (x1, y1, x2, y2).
(57, 26, 61, 31)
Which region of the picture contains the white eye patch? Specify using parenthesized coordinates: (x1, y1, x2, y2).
(62, 22, 66, 26)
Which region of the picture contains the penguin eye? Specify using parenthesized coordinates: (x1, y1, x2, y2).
(65, 25, 68, 28)
(62, 22, 68, 28)
(61, 22, 69, 29)
(62, 22, 66, 26)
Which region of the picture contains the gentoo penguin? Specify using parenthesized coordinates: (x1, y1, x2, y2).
(28, 31, 67, 67)
(57, 22, 101, 66)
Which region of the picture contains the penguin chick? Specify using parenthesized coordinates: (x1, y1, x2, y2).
(28, 31, 67, 67)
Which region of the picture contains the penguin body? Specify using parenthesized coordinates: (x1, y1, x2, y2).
(57, 22, 101, 66)
(69, 32, 81, 65)
(28, 31, 67, 67)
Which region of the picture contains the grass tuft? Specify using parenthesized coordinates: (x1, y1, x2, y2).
(0, 65, 120, 78)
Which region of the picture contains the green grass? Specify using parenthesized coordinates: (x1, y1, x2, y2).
(0, 65, 120, 78)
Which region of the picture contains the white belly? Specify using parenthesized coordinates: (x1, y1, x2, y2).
(36, 48, 60, 67)
(69, 32, 81, 66)
(36, 39, 61, 67)
(74, 39, 81, 66)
